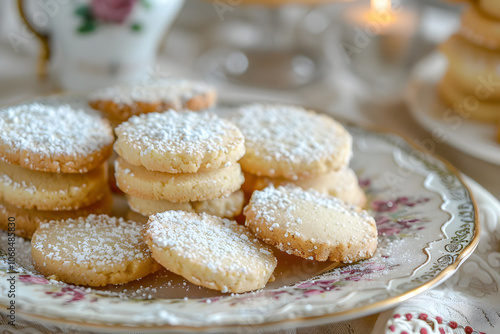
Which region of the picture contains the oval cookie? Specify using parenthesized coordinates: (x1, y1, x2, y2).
(0, 103, 114, 173)
(114, 110, 245, 173)
(114, 157, 244, 202)
(244, 185, 378, 263)
(439, 71, 500, 123)
(127, 190, 244, 218)
(460, 4, 500, 49)
(242, 168, 366, 208)
(0, 160, 108, 211)
(31, 215, 161, 286)
(89, 78, 217, 122)
(144, 211, 277, 293)
(441, 34, 500, 101)
(0, 190, 113, 239)
(227, 104, 352, 180)
(479, 0, 500, 21)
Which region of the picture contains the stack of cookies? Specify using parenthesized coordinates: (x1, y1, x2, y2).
(88, 78, 218, 193)
(113, 110, 247, 219)
(439, 0, 500, 123)
(88, 78, 217, 125)
(227, 104, 366, 208)
(0, 103, 114, 238)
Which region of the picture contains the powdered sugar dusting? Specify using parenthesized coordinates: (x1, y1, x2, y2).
(88, 78, 214, 108)
(33, 215, 150, 267)
(0, 172, 38, 194)
(148, 211, 276, 275)
(0, 103, 113, 159)
(246, 185, 376, 246)
(228, 104, 352, 165)
(249, 185, 364, 221)
(115, 110, 244, 157)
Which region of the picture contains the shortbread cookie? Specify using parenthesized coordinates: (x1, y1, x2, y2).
(244, 185, 378, 263)
(114, 157, 244, 202)
(114, 111, 245, 173)
(144, 211, 277, 293)
(0, 103, 114, 173)
(439, 71, 500, 123)
(479, 0, 500, 21)
(460, 4, 500, 49)
(441, 34, 500, 101)
(88, 79, 217, 122)
(0, 160, 108, 210)
(0, 190, 113, 239)
(31, 215, 161, 287)
(242, 168, 366, 208)
(127, 191, 244, 218)
(227, 104, 352, 180)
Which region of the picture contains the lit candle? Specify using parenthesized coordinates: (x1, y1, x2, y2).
(340, 0, 419, 98)
(342, 0, 416, 36)
(372, 0, 391, 13)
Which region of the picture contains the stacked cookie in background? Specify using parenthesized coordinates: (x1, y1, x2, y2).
(226, 104, 366, 208)
(88, 78, 218, 125)
(0, 103, 114, 238)
(113, 111, 246, 220)
(439, 0, 500, 124)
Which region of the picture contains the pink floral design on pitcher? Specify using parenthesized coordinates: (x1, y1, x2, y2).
(91, 0, 137, 24)
(75, 0, 147, 34)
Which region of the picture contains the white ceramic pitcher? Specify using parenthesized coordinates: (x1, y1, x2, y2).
(18, 0, 184, 91)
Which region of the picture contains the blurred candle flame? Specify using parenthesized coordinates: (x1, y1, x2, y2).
(367, 0, 394, 25)
(371, 0, 391, 13)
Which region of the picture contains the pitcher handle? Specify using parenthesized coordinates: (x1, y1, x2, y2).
(17, 0, 51, 78)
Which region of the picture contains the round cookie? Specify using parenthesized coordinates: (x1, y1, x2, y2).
(441, 34, 500, 100)
(0, 190, 113, 239)
(89, 79, 217, 123)
(144, 211, 277, 293)
(242, 168, 366, 208)
(227, 104, 352, 180)
(0, 103, 114, 173)
(479, 0, 500, 21)
(439, 71, 500, 123)
(31, 214, 161, 287)
(0, 159, 108, 210)
(127, 190, 245, 218)
(244, 185, 378, 263)
(114, 157, 244, 202)
(460, 4, 500, 49)
(114, 110, 245, 173)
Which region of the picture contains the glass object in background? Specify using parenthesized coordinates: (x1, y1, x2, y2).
(339, 0, 419, 99)
(197, 1, 335, 89)
(17, 0, 184, 91)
